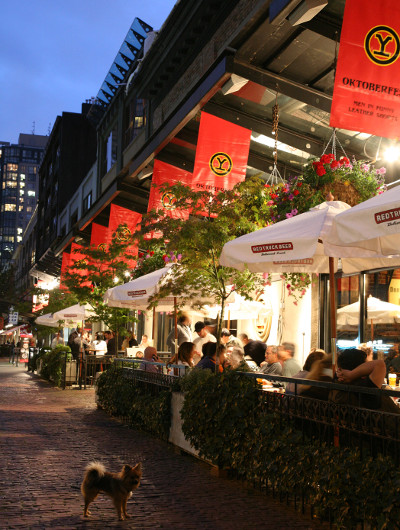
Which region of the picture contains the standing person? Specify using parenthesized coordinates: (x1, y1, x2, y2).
(92, 332, 107, 355)
(260, 345, 282, 375)
(239, 333, 267, 367)
(68, 327, 89, 361)
(278, 342, 301, 377)
(51, 331, 64, 349)
(193, 321, 216, 364)
(105, 331, 123, 356)
(166, 312, 192, 355)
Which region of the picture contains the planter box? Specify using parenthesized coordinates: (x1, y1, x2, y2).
(168, 392, 199, 457)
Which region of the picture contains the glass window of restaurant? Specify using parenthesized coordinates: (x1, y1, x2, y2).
(320, 268, 400, 361)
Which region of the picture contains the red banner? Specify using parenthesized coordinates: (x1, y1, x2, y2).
(109, 204, 141, 268)
(90, 223, 110, 251)
(191, 112, 251, 193)
(59, 252, 71, 290)
(147, 160, 191, 220)
(90, 223, 110, 271)
(69, 243, 92, 288)
(330, 0, 400, 137)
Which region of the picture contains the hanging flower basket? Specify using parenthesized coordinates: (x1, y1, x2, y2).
(263, 154, 387, 301)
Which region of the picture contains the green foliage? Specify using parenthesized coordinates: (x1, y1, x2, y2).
(266, 154, 385, 223)
(132, 248, 169, 279)
(38, 344, 72, 387)
(59, 226, 138, 335)
(96, 365, 171, 440)
(139, 177, 268, 339)
(179, 371, 400, 528)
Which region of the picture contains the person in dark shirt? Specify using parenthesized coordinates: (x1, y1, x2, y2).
(332, 348, 400, 414)
(239, 333, 266, 366)
(196, 342, 222, 372)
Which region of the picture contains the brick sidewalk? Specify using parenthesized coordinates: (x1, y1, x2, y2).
(0, 360, 325, 529)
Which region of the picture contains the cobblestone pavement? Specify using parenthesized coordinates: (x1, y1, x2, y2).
(0, 359, 326, 529)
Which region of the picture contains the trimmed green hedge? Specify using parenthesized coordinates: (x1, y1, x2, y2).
(96, 367, 400, 527)
(96, 365, 171, 441)
(179, 369, 400, 528)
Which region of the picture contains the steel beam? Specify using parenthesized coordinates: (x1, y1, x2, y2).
(233, 59, 332, 113)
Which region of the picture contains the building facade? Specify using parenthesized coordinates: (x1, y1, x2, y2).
(34, 104, 97, 277)
(0, 134, 47, 269)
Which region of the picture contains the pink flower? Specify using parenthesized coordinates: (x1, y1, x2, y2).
(177, 254, 182, 260)
(286, 212, 293, 219)
(291, 208, 298, 216)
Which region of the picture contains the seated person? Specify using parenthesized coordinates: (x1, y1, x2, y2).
(239, 333, 266, 367)
(296, 354, 333, 400)
(278, 342, 301, 378)
(331, 348, 400, 414)
(286, 348, 326, 394)
(141, 346, 161, 373)
(167, 341, 195, 375)
(220, 329, 242, 349)
(259, 345, 282, 375)
(227, 346, 252, 371)
(195, 342, 219, 373)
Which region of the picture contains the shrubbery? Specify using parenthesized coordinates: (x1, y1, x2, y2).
(97, 367, 400, 527)
(35, 345, 72, 387)
(96, 365, 171, 440)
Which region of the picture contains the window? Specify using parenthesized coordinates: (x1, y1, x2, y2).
(27, 190, 35, 197)
(83, 192, 92, 213)
(4, 181, 17, 188)
(17, 236, 22, 242)
(70, 210, 78, 226)
(5, 204, 16, 211)
(106, 128, 117, 172)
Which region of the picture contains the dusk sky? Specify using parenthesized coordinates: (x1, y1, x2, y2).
(0, 0, 176, 144)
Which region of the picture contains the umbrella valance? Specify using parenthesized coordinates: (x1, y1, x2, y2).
(35, 312, 59, 327)
(52, 304, 95, 324)
(328, 185, 400, 255)
(220, 201, 400, 274)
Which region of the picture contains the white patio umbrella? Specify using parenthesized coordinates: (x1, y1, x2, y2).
(329, 185, 400, 255)
(52, 303, 95, 325)
(220, 201, 400, 368)
(338, 296, 400, 338)
(104, 265, 211, 348)
(35, 312, 59, 327)
(204, 292, 264, 325)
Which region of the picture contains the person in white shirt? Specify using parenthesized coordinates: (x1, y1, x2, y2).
(93, 332, 107, 355)
(193, 321, 216, 365)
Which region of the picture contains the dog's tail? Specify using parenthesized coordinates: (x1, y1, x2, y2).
(84, 461, 106, 482)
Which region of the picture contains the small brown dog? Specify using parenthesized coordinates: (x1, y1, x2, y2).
(81, 461, 142, 520)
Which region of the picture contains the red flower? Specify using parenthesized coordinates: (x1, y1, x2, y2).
(315, 163, 326, 176)
(138, 253, 144, 258)
(293, 189, 300, 196)
(320, 153, 335, 164)
(297, 182, 302, 187)
(339, 156, 350, 165)
(150, 251, 154, 256)
(330, 160, 340, 170)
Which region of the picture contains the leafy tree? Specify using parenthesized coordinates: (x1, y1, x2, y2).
(138, 176, 270, 341)
(54, 226, 139, 338)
